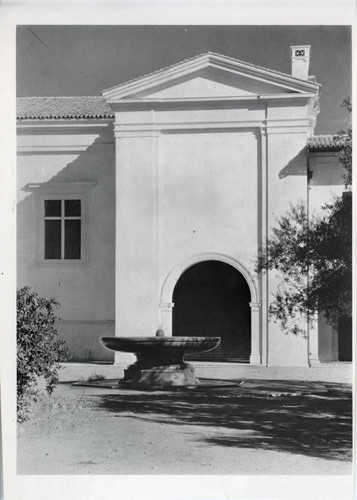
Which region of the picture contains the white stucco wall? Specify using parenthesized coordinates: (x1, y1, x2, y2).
(265, 132, 310, 366)
(309, 152, 345, 212)
(17, 119, 345, 365)
(159, 130, 258, 293)
(112, 87, 320, 367)
(17, 121, 116, 361)
(17, 60, 345, 367)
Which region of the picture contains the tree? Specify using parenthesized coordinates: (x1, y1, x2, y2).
(17, 286, 71, 422)
(256, 100, 352, 337)
(335, 97, 352, 188)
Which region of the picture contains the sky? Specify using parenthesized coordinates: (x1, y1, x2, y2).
(16, 25, 351, 134)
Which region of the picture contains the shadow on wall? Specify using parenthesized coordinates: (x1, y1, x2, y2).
(17, 122, 116, 362)
(279, 147, 345, 188)
(309, 154, 346, 187)
(92, 380, 352, 462)
(278, 148, 307, 179)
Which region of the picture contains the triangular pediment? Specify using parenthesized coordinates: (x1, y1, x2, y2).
(102, 52, 320, 102)
(137, 66, 294, 99)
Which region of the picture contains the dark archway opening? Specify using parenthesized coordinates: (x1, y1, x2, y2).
(338, 317, 352, 362)
(173, 260, 251, 363)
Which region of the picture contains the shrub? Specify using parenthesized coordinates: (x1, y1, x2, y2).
(17, 286, 70, 422)
(87, 373, 106, 381)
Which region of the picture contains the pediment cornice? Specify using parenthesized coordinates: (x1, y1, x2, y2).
(102, 52, 321, 103)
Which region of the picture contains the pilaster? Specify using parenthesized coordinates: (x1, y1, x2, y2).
(159, 302, 174, 336)
(249, 302, 262, 364)
(260, 124, 269, 366)
(308, 314, 321, 366)
(114, 127, 160, 338)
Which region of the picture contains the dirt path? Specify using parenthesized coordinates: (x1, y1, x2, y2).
(17, 381, 352, 475)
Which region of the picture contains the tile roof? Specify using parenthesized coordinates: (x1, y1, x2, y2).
(17, 96, 114, 120)
(307, 135, 347, 151)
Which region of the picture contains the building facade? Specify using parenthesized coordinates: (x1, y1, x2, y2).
(17, 47, 349, 367)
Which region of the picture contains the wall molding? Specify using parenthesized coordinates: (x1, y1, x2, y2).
(161, 253, 259, 306)
(59, 320, 115, 325)
(24, 181, 97, 192)
(114, 118, 311, 136)
(17, 143, 113, 154)
(17, 119, 113, 130)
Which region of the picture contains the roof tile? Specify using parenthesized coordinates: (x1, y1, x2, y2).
(307, 135, 346, 151)
(17, 96, 114, 120)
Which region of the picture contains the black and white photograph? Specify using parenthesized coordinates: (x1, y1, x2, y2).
(0, 7, 355, 500)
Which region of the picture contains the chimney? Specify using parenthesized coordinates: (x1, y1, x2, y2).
(290, 45, 311, 80)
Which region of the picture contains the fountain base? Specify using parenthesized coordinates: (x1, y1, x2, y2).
(122, 361, 200, 389)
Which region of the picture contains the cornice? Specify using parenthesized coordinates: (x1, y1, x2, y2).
(107, 93, 316, 112)
(113, 117, 312, 137)
(16, 119, 114, 131)
(22, 181, 97, 193)
(102, 53, 320, 102)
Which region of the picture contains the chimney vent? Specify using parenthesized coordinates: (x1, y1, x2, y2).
(290, 45, 311, 80)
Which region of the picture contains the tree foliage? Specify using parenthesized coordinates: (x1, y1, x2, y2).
(256, 99, 352, 336)
(334, 97, 352, 188)
(17, 286, 70, 422)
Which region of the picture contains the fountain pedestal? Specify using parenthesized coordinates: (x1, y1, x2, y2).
(100, 336, 221, 389)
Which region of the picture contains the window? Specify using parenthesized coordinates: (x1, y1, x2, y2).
(32, 181, 94, 264)
(44, 199, 82, 260)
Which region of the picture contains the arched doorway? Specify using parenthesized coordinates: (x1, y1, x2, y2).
(172, 260, 251, 362)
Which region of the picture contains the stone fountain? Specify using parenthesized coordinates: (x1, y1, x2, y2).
(100, 330, 221, 389)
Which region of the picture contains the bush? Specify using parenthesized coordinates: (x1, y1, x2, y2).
(87, 373, 106, 381)
(17, 286, 70, 422)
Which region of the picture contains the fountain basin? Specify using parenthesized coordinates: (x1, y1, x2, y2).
(100, 336, 221, 389)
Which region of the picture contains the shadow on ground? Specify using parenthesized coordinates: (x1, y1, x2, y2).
(91, 380, 352, 461)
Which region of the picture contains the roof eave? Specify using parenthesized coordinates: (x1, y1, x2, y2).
(105, 93, 318, 112)
(308, 147, 341, 153)
(17, 117, 114, 127)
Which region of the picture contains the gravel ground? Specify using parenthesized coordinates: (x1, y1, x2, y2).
(17, 379, 353, 475)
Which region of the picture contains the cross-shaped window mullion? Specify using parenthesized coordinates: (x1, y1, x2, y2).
(61, 200, 65, 259)
(44, 199, 82, 260)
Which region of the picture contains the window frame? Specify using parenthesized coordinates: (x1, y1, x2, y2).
(35, 182, 94, 266)
(44, 198, 82, 261)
